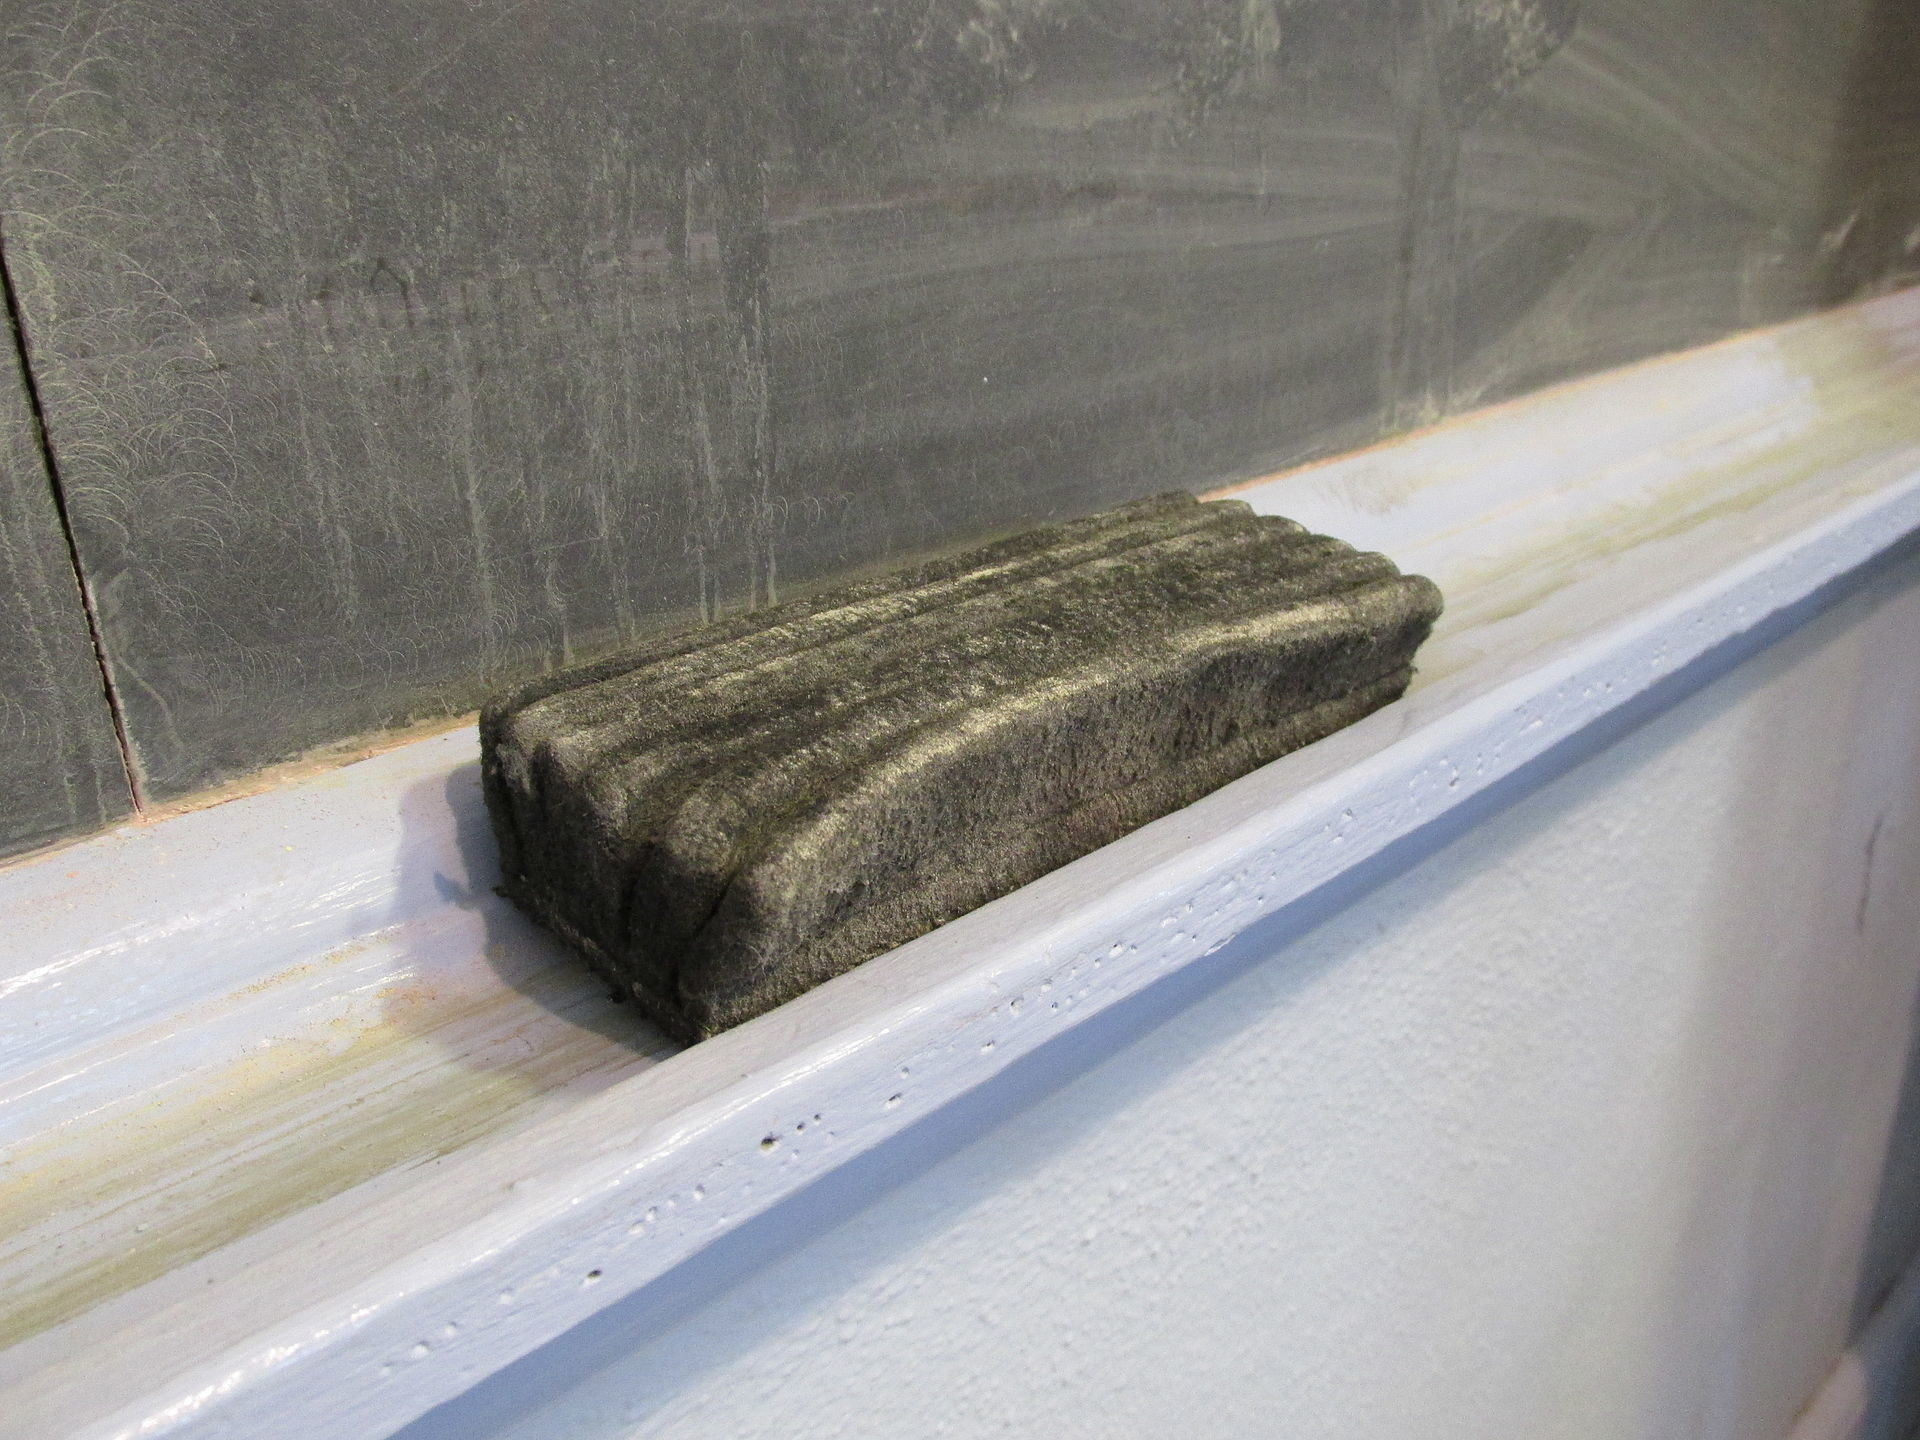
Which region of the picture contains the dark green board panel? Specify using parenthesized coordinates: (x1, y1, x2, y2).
(1, 0, 1915, 805)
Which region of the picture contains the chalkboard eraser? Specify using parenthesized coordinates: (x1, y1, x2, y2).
(480, 493, 1442, 1043)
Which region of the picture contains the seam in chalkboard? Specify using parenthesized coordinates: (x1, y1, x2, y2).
(0, 216, 147, 814)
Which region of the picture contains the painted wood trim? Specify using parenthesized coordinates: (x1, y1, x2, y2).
(4, 289, 1920, 1440)
(1788, 1249, 1920, 1440)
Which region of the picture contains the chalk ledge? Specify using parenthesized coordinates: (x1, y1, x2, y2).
(3, 289, 1920, 1440)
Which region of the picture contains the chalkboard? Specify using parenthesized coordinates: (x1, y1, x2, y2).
(0, 0, 1915, 848)
(0, 308, 131, 853)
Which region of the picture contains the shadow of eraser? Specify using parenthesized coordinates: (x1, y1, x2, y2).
(479, 492, 1441, 1043)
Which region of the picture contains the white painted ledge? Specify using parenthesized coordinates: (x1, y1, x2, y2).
(5, 290, 1920, 1440)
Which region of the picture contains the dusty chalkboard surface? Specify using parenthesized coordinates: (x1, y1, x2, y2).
(4, 0, 1914, 837)
(0, 316, 133, 855)
(481, 493, 1441, 1041)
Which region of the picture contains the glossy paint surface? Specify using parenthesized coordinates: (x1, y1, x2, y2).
(0, 0, 1917, 820)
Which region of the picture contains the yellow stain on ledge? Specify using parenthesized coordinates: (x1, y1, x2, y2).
(0, 945, 662, 1346)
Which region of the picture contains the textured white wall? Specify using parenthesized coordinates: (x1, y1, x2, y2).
(402, 553, 1920, 1440)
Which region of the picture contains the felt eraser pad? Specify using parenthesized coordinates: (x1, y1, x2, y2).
(480, 493, 1442, 1043)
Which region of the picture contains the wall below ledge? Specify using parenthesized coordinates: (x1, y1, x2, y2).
(391, 509, 1920, 1436)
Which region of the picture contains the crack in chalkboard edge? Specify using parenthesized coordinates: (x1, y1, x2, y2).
(0, 215, 147, 813)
